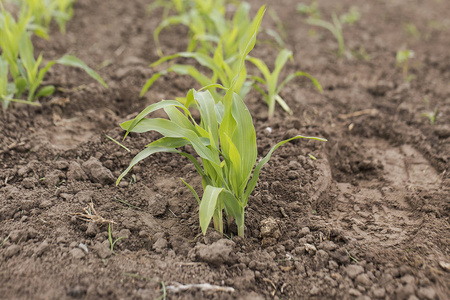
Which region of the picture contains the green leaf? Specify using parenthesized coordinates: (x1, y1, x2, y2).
(35, 85, 55, 98)
(56, 55, 108, 88)
(180, 178, 201, 204)
(140, 72, 164, 97)
(277, 71, 323, 94)
(199, 185, 223, 234)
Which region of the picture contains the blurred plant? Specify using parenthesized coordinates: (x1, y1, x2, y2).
(247, 49, 322, 118)
(301, 5, 361, 57)
(396, 49, 415, 81)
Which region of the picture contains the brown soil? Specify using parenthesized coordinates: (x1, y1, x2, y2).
(1, 0, 449, 299)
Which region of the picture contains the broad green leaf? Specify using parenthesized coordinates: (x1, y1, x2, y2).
(35, 85, 55, 98)
(56, 55, 108, 88)
(123, 118, 221, 166)
(221, 189, 243, 227)
(199, 185, 223, 234)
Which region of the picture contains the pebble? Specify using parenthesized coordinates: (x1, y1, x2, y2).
(192, 239, 236, 266)
(152, 237, 168, 253)
(82, 157, 114, 184)
(287, 170, 299, 180)
(417, 287, 436, 300)
(4, 245, 20, 258)
(305, 243, 317, 254)
(67, 162, 88, 181)
(34, 240, 50, 257)
(319, 240, 338, 251)
(439, 261, 450, 272)
(78, 243, 89, 253)
(147, 193, 167, 217)
(93, 242, 111, 259)
(22, 177, 37, 189)
(85, 223, 99, 237)
(9, 230, 27, 243)
(310, 286, 320, 295)
(371, 287, 386, 298)
(348, 288, 362, 297)
(39, 199, 53, 209)
(355, 273, 372, 286)
(345, 264, 365, 279)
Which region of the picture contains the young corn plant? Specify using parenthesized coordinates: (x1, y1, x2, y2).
(303, 6, 360, 57)
(396, 49, 415, 81)
(117, 6, 326, 238)
(141, 4, 266, 101)
(17, 31, 108, 103)
(247, 48, 322, 119)
(9, 0, 74, 35)
(151, 0, 228, 56)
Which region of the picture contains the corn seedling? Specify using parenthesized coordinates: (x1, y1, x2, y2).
(117, 6, 326, 237)
(297, 1, 320, 19)
(303, 6, 360, 57)
(150, 0, 229, 56)
(0, 26, 107, 108)
(108, 223, 127, 253)
(247, 48, 322, 119)
(141, 4, 266, 101)
(339, 7, 360, 25)
(9, 0, 74, 35)
(396, 49, 415, 81)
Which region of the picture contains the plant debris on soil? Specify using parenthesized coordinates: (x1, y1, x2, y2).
(1, 0, 449, 299)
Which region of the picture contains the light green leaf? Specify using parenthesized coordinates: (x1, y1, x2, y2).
(199, 185, 223, 234)
(56, 55, 108, 88)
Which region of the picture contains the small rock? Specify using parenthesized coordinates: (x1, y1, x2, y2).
(305, 243, 317, 254)
(417, 287, 436, 300)
(396, 284, 415, 299)
(301, 227, 310, 235)
(22, 177, 37, 189)
(153, 237, 168, 253)
(147, 193, 167, 216)
(44, 172, 61, 187)
(310, 286, 320, 295)
(345, 264, 364, 279)
(192, 239, 236, 266)
(54, 160, 69, 170)
(9, 230, 27, 243)
(34, 240, 50, 257)
(85, 223, 99, 237)
(287, 170, 299, 180)
(93, 242, 112, 259)
(372, 287, 386, 298)
(4, 245, 20, 258)
(39, 199, 53, 209)
(78, 243, 89, 253)
(355, 273, 372, 286)
(260, 217, 281, 247)
(438, 261, 450, 272)
(348, 288, 362, 297)
(332, 247, 350, 264)
(82, 157, 114, 184)
(74, 191, 93, 204)
(67, 162, 88, 181)
(69, 248, 84, 259)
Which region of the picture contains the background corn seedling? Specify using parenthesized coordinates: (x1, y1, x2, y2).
(301, 4, 361, 57)
(142, 4, 321, 119)
(7, 0, 75, 36)
(0, 0, 107, 109)
(150, 0, 285, 59)
(118, 6, 326, 238)
(247, 48, 323, 119)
